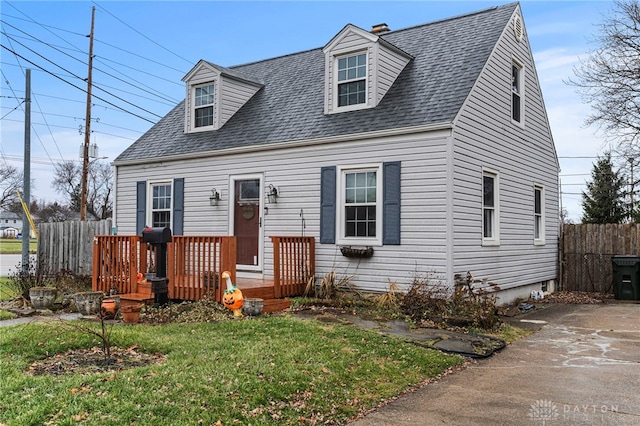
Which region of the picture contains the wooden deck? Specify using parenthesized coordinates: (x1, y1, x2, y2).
(119, 277, 291, 312)
(94, 235, 314, 314)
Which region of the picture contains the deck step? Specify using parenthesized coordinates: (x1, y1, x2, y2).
(262, 298, 291, 313)
(119, 293, 154, 306)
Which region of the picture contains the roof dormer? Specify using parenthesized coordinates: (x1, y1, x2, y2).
(322, 24, 412, 115)
(182, 60, 263, 133)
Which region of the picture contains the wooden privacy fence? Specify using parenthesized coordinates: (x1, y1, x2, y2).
(561, 223, 640, 293)
(92, 235, 236, 300)
(38, 219, 112, 275)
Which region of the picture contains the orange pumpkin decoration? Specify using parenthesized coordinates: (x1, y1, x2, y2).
(223, 287, 243, 310)
(222, 271, 243, 316)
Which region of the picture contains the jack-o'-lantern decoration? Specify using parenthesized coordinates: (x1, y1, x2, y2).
(222, 271, 243, 317)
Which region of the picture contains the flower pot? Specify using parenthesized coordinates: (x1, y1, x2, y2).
(100, 297, 118, 319)
(73, 291, 103, 316)
(121, 304, 142, 323)
(242, 298, 264, 316)
(29, 287, 57, 311)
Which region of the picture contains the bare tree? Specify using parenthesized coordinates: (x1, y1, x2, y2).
(569, 1, 640, 149)
(0, 164, 23, 210)
(52, 160, 112, 219)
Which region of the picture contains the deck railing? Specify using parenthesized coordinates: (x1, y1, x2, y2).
(170, 236, 236, 301)
(92, 235, 141, 295)
(92, 235, 313, 301)
(270, 236, 315, 297)
(92, 235, 236, 300)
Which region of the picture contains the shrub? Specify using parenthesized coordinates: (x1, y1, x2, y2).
(401, 272, 500, 330)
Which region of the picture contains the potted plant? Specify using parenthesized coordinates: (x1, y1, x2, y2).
(73, 291, 103, 316)
(121, 304, 142, 323)
(29, 286, 58, 311)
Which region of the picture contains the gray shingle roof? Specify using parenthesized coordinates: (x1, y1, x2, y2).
(115, 3, 517, 163)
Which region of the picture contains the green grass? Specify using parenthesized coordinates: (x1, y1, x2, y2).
(0, 316, 463, 425)
(0, 238, 36, 254)
(0, 277, 19, 301)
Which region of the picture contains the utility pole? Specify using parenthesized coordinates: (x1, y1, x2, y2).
(21, 69, 31, 274)
(80, 6, 95, 221)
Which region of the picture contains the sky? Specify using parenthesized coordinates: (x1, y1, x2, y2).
(0, 0, 617, 222)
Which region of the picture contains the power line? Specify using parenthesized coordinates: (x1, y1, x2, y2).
(1, 43, 158, 124)
(92, 0, 193, 66)
(2, 22, 181, 105)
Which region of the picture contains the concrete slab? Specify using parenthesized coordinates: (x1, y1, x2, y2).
(349, 302, 640, 425)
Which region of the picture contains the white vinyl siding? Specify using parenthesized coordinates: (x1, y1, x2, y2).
(115, 129, 451, 293)
(451, 9, 558, 291)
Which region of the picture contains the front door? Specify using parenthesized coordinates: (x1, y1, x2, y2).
(231, 176, 262, 271)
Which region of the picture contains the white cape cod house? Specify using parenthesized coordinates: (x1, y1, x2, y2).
(111, 2, 558, 304)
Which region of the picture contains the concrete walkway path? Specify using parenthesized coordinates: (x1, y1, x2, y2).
(349, 302, 640, 425)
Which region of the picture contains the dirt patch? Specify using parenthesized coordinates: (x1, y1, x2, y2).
(26, 345, 166, 376)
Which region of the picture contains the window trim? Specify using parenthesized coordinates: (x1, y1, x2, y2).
(148, 181, 173, 229)
(482, 168, 500, 246)
(333, 50, 369, 112)
(511, 57, 524, 127)
(534, 184, 545, 245)
(191, 82, 216, 132)
(336, 163, 383, 246)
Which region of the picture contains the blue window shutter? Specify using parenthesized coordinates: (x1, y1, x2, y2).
(383, 161, 401, 245)
(320, 166, 336, 244)
(173, 178, 184, 235)
(136, 181, 146, 234)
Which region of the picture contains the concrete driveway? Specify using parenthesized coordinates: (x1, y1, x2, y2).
(349, 302, 640, 425)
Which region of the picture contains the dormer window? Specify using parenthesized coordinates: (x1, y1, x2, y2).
(323, 24, 412, 115)
(194, 83, 215, 128)
(337, 53, 367, 107)
(183, 60, 262, 133)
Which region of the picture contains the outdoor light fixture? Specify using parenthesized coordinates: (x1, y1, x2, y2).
(266, 184, 278, 204)
(209, 188, 221, 206)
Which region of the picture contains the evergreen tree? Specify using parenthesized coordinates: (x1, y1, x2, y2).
(581, 152, 626, 223)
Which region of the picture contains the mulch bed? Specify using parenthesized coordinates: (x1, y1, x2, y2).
(26, 345, 166, 376)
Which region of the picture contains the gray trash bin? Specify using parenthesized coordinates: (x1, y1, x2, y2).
(611, 255, 640, 300)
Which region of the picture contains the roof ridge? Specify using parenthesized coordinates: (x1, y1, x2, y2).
(228, 2, 516, 71)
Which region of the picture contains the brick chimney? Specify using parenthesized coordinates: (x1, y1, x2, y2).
(371, 23, 390, 34)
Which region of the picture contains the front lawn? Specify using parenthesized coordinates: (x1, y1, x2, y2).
(0, 238, 36, 254)
(0, 316, 463, 425)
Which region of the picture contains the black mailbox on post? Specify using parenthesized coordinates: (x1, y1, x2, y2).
(141, 226, 172, 244)
(141, 226, 172, 306)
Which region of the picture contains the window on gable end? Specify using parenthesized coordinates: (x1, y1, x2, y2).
(511, 60, 524, 125)
(337, 52, 367, 108)
(194, 83, 215, 128)
(534, 185, 545, 244)
(482, 170, 500, 246)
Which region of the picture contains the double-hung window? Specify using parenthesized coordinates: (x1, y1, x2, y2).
(337, 53, 367, 108)
(482, 170, 499, 245)
(512, 60, 523, 124)
(151, 182, 172, 228)
(338, 165, 382, 245)
(534, 185, 545, 244)
(194, 83, 214, 128)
